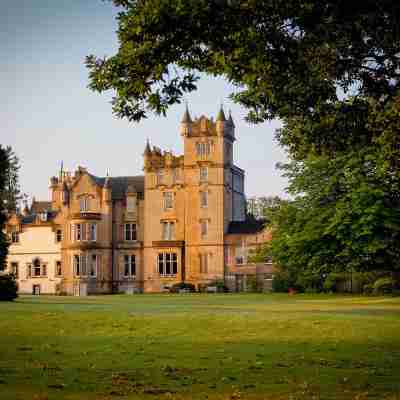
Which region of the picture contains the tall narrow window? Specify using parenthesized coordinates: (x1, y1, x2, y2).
(199, 254, 208, 274)
(74, 255, 80, 276)
(163, 192, 173, 210)
(56, 229, 62, 242)
(76, 224, 82, 241)
(126, 197, 136, 213)
(125, 223, 137, 241)
(80, 197, 89, 212)
(124, 254, 136, 277)
(200, 191, 208, 208)
(33, 259, 41, 277)
(200, 220, 208, 238)
(156, 169, 164, 185)
(90, 255, 97, 277)
(200, 166, 208, 182)
(172, 168, 179, 184)
(81, 254, 87, 276)
(161, 222, 175, 240)
(11, 262, 18, 278)
(56, 261, 62, 277)
(89, 223, 97, 241)
(11, 230, 19, 243)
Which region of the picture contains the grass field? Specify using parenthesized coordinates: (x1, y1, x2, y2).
(1, 294, 399, 400)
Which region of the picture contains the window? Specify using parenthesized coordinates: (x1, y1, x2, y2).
(199, 254, 208, 274)
(161, 221, 175, 240)
(200, 220, 208, 239)
(89, 223, 97, 241)
(200, 166, 208, 182)
(235, 244, 246, 265)
(156, 169, 165, 185)
(125, 223, 137, 241)
(73, 255, 80, 276)
(11, 262, 18, 278)
(163, 192, 173, 210)
(80, 196, 89, 212)
(126, 197, 136, 213)
(33, 259, 41, 276)
(196, 142, 211, 157)
(172, 168, 180, 183)
(72, 223, 97, 242)
(56, 229, 62, 242)
(11, 230, 19, 243)
(124, 254, 136, 277)
(200, 191, 208, 208)
(56, 261, 62, 277)
(158, 252, 178, 276)
(90, 255, 97, 277)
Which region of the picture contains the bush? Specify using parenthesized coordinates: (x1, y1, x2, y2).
(272, 272, 293, 293)
(363, 283, 374, 295)
(169, 282, 196, 293)
(373, 277, 395, 295)
(323, 272, 346, 293)
(207, 280, 229, 292)
(0, 273, 18, 301)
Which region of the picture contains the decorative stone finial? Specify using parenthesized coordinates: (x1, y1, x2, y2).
(216, 104, 226, 121)
(181, 103, 192, 123)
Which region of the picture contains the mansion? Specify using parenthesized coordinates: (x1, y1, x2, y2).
(6, 108, 273, 295)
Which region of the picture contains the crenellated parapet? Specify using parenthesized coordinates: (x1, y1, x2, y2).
(143, 142, 184, 173)
(180, 105, 235, 141)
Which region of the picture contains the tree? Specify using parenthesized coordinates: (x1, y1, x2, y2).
(86, 1, 400, 276)
(3, 146, 23, 215)
(0, 145, 10, 271)
(247, 196, 282, 220)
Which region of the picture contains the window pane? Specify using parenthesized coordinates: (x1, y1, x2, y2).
(158, 253, 164, 275)
(132, 224, 137, 240)
(131, 255, 136, 276)
(124, 255, 130, 276)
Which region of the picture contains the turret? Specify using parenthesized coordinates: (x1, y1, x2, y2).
(180, 104, 192, 136)
(102, 176, 112, 202)
(226, 110, 236, 140)
(216, 105, 226, 136)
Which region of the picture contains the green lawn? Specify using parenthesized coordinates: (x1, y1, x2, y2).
(1, 294, 400, 400)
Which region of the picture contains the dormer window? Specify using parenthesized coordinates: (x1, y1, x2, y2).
(126, 197, 136, 213)
(11, 230, 19, 243)
(80, 197, 89, 212)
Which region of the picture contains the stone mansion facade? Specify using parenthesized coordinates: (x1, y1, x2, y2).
(6, 108, 273, 295)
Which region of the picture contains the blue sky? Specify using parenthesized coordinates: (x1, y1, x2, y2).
(1, 0, 288, 203)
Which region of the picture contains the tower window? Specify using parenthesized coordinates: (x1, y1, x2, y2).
(200, 220, 208, 239)
(161, 221, 175, 240)
(56, 261, 62, 277)
(56, 229, 62, 242)
(200, 167, 208, 182)
(200, 191, 208, 208)
(163, 192, 173, 210)
(79, 197, 90, 212)
(196, 142, 211, 157)
(11, 230, 19, 243)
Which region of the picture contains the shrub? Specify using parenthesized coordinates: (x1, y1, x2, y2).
(0, 273, 18, 301)
(169, 282, 196, 293)
(272, 272, 292, 293)
(363, 283, 374, 295)
(323, 272, 346, 293)
(373, 277, 395, 295)
(207, 280, 229, 292)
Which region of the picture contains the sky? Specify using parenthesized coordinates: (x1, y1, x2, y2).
(1, 0, 288, 203)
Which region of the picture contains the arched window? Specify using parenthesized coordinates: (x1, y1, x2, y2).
(33, 258, 41, 277)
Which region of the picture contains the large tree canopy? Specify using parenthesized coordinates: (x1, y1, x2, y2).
(87, 1, 400, 122)
(87, 1, 400, 276)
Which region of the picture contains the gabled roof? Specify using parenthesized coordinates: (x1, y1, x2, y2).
(227, 219, 266, 235)
(90, 175, 145, 200)
(31, 201, 52, 213)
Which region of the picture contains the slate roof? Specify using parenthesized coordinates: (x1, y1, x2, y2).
(90, 175, 145, 200)
(227, 218, 267, 235)
(31, 201, 52, 213)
